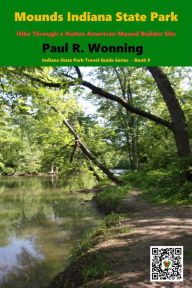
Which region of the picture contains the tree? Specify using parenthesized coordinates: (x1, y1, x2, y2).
(89, 67, 140, 170)
(0, 69, 121, 182)
(64, 67, 192, 158)
(147, 67, 190, 157)
(1, 66, 191, 180)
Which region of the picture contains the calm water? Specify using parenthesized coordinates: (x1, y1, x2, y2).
(0, 174, 100, 288)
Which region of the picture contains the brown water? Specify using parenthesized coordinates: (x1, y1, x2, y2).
(0, 174, 100, 288)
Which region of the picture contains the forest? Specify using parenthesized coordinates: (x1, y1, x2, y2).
(0, 66, 192, 287)
(0, 67, 192, 187)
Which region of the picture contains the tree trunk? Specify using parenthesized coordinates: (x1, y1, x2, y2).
(87, 165, 101, 182)
(148, 67, 190, 157)
(70, 140, 79, 162)
(78, 137, 122, 184)
(115, 70, 139, 170)
(132, 129, 138, 170)
(49, 162, 55, 175)
(18, 69, 190, 157)
(20, 71, 172, 129)
(49, 104, 122, 184)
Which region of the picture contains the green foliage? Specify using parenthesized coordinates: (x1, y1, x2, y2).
(104, 212, 123, 226)
(70, 211, 129, 286)
(72, 223, 105, 259)
(124, 160, 192, 205)
(1, 66, 192, 189)
(0, 123, 42, 175)
(72, 212, 123, 259)
(82, 253, 111, 283)
(96, 185, 132, 213)
(94, 178, 111, 188)
(115, 159, 130, 169)
(118, 227, 135, 234)
(1, 167, 15, 175)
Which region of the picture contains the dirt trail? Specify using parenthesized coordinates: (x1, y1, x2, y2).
(85, 190, 192, 287)
(49, 189, 192, 288)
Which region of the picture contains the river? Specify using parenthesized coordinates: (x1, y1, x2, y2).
(0, 174, 101, 288)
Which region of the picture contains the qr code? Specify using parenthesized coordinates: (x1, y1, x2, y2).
(150, 246, 183, 281)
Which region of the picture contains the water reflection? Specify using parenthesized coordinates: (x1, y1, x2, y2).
(0, 174, 100, 288)
(0, 237, 44, 272)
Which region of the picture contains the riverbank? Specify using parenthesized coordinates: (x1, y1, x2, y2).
(0, 172, 48, 177)
(0, 175, 101, 288)
(48, 183, 192, 288)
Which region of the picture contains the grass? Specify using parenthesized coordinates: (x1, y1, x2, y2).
(95, 184, 132, 213)
(50, 166, 192, 288)
(74, 212, 135, 285)
(72, 212, 123, 259)
(94, 178, 112, 188)
(82, 253, 111, 283)
(49, 166, 192, 288)
(122, 170, 192, 205)
(118, 227, 135, 234)
(70, 211, 128, 285)
(104, 212, 123, 226)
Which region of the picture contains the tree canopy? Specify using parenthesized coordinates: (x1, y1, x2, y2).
(0, 66, 191, 182)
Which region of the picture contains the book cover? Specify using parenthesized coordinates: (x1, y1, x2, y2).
(0, 1, 191, 287)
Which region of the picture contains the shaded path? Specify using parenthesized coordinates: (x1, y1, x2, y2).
(85, 190, 192, 287)
(49, 189, 192, 288)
